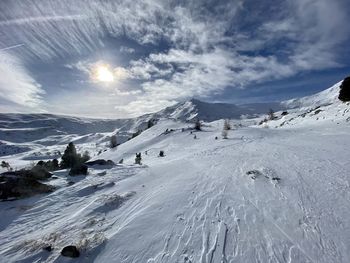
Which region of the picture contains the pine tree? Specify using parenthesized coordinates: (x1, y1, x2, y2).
(110, 135, 118, 148)
(135, 153, 142, 165)
(194, 119, 201, 131)
(60, 142, 79, 169)
(223, 119, 231, 130)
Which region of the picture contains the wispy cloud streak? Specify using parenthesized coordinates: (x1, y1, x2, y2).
(0, 0, 349, 116)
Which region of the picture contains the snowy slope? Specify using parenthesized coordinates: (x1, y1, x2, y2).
(282, 81, 342, 109)
(0, 80, 350, 262)
(156, 99, 282, 122)
(0, 115, 349, 262)
(260, 80, 350, 129)
(0, 113, 157, 163)
(0, 113, 153, 144)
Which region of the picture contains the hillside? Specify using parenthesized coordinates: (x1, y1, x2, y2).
(0, 80, 350, 262)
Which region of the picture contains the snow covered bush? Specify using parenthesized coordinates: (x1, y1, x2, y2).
(339, 76, 350, 102)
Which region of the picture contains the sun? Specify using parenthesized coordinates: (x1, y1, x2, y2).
(96, 65, 114, 82)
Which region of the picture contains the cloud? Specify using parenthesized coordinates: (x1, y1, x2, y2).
(120, 46, 135, 54)
(121, 48, 297, 114)
(0, 51, 45, 112)
(0, 0, 349, 117)
(66, 60, 129, 84)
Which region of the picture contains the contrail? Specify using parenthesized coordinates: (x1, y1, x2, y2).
(0, 15, 86, 26)
(0, 44, 24, 51)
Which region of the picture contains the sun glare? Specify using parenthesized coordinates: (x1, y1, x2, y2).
(96, 65, 114, 82)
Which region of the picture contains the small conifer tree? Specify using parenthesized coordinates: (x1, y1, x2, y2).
(110, 135, 118, 148)
(60, 142, 79, 169)
(194, 119, 201, 131)
(135, 153, 142, 165)
(223, 119, 231, 130)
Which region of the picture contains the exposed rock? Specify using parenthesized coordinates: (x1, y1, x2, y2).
(339, 76, 350, 102)
(0, 172, 55, 200)
(85, 159, 115, 166)
(43, 245, 52, 252)
(29, 166, 53, 180)
(98, 171, 107, 176)
(61, 245, 80, 258)
(314, 109, 323, 115)
(246, 170, 263, 180)
(1, 166, 52, 181)
(272, 177, 281, 182)
(69, 164, 88, 176)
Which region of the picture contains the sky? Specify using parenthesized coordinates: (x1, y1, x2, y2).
(0, 0, 349, 118)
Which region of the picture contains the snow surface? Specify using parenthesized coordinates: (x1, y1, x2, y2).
(0, 81, 350, 262)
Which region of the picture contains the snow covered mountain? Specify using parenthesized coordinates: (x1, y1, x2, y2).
(0, 99, 282, 158)
(0, 100, 278, 145)
(0, 113, 151, 144)
(0, 80, 346, 160)
(0, 79, 350, 262)
(282, 81, 342, 109)
(156, 99, 283, 122)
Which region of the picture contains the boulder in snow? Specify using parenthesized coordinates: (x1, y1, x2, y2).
(61, 245, 80, 258)
(0, 172, 55, 200)
(69, 164, 88, 176)
(85, 159, 115, 167)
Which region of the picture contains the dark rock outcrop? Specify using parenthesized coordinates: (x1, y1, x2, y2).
(85, 159, 115, 166)
(43, 245, 53, 252)
(69, 164, 88, 176)
(61, 245, 80, 258)
(339, 76, 350, 102)
(0, 171, 55, 200)
(29, 166, 53, 180)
